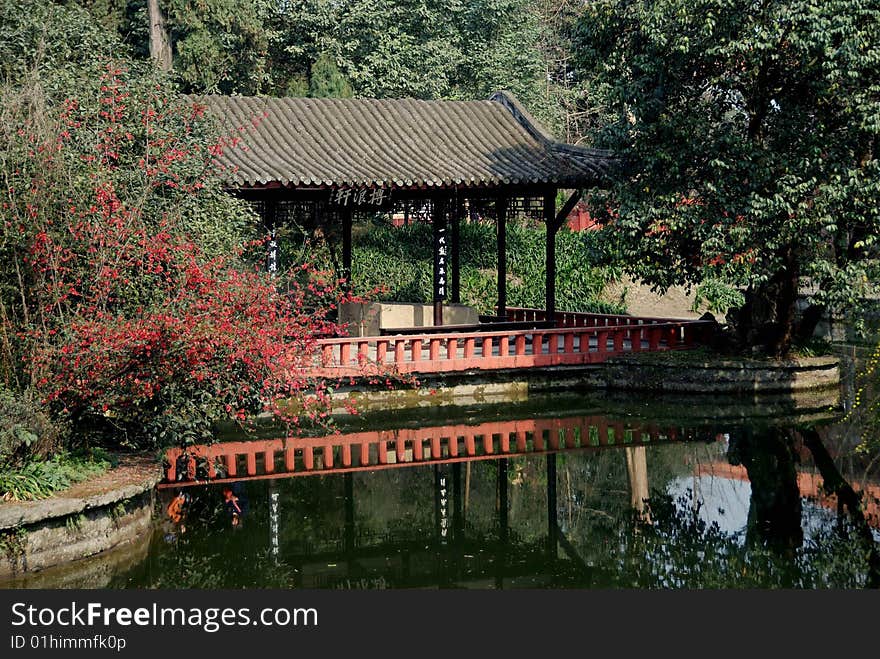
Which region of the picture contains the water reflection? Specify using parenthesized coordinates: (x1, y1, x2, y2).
(4, 391, 876, 589)
(104, 405, 879, 590)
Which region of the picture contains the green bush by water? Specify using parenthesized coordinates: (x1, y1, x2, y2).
(350, 221, 623, 315)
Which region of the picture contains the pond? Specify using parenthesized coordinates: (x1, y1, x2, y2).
(99, 389, 879, 590)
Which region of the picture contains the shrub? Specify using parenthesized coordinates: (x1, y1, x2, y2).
(349, 220, 622, 314)
(0, 385, 64, 468)
(2, 60, 363, 450)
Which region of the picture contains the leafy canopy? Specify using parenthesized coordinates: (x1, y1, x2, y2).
(576, 0, 880, 351)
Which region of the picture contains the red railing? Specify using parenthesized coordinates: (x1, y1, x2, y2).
(505, 306, 698, 327)
(160, 415, 691, 487)
(310, 315, 713, 377)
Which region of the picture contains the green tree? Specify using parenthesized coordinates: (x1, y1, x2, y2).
(58, 0, 280, 94)
(272, 0, 558, 124)
(576, 0, 880, 355)
(309, 52, 353, 98)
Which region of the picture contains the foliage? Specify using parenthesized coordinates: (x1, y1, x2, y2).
(345, 220, 622, 315)
(309, 53, 353, 99)
(275, 0, 556, 122)
(164, 0, 277, 94)
(0, 385, 65, 468)
(0, 449, 111, 501)
(576, 0, 880, 355)
(1, 1, 120, 84)
(613, 490, 878, 588)
(851, 341, 880, 453)
(66, 0, 562, 128)
(1, 11, 367, 450)
(71, 0, 279, 95)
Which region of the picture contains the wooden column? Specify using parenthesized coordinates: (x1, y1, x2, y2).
(625, 446, 650, 521)
(543, 189, 558, 324)
(343, 472, 355, 553)
(547, 452, 558, 556)
(452, 461, 463, 540)
(496, 457, 509, 589)
(433, 197, 448, 326)
(451, 196, 462, 304)
(341, 207, 352, 291)
(497, 196, 508, 318)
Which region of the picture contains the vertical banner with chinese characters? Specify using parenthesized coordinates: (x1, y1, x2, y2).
(433, 210, 448, 302)
(269, 483, 280, 562)
(435, 465, 450, 546)
(266, 227, 278, 274)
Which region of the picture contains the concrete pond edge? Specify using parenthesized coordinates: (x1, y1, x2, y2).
(0, 456, 163, 581)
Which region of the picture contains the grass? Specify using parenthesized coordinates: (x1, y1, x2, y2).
(0, 448, 113, 502)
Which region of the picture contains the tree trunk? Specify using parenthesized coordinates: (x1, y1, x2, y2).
(727, 428, 803, 557)
(147, 0, 173, 72)
(730, 245, 799, 356)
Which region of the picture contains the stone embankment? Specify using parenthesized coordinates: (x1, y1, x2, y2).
(0, 454, 162, 584)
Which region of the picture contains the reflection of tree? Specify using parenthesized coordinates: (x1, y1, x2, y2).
(727, 428, 803, 555)
(613, 489, 877, 588)
(800, 428, 880, 588)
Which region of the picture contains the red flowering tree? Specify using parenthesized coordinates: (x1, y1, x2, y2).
(2, 62, 362, 448)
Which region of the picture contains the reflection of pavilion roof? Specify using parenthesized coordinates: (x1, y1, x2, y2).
(197, 92, 615, 190)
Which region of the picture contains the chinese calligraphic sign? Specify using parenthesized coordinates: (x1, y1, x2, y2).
(438, 471, 449, 544)
(330, 186, 390, 207)
(266, 228, 278, 274)
(434, 223, 448, 301)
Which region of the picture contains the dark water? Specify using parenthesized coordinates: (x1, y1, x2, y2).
(100, 391, 880, 590)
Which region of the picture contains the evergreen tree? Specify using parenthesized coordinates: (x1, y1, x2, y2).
(309, 53, 353, 98)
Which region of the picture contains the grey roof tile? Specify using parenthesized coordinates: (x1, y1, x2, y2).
(195, 92, 615, 190)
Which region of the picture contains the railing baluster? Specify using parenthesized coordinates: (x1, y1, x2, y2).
(264, 449, 275, 473)
(411, 338, 422, 362)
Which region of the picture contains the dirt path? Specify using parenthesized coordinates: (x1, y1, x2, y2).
(601, 275, 718, 319)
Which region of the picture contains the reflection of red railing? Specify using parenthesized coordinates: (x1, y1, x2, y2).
(160, 416, 692, 488)
(311, 312, 713, 377)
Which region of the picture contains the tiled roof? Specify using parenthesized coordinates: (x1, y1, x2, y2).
(197, 91, 615, 190)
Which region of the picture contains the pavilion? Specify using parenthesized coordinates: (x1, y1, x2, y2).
(199, 91, 616, 328)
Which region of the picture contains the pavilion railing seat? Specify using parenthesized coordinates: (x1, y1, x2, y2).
(379, 319, 555, 336)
